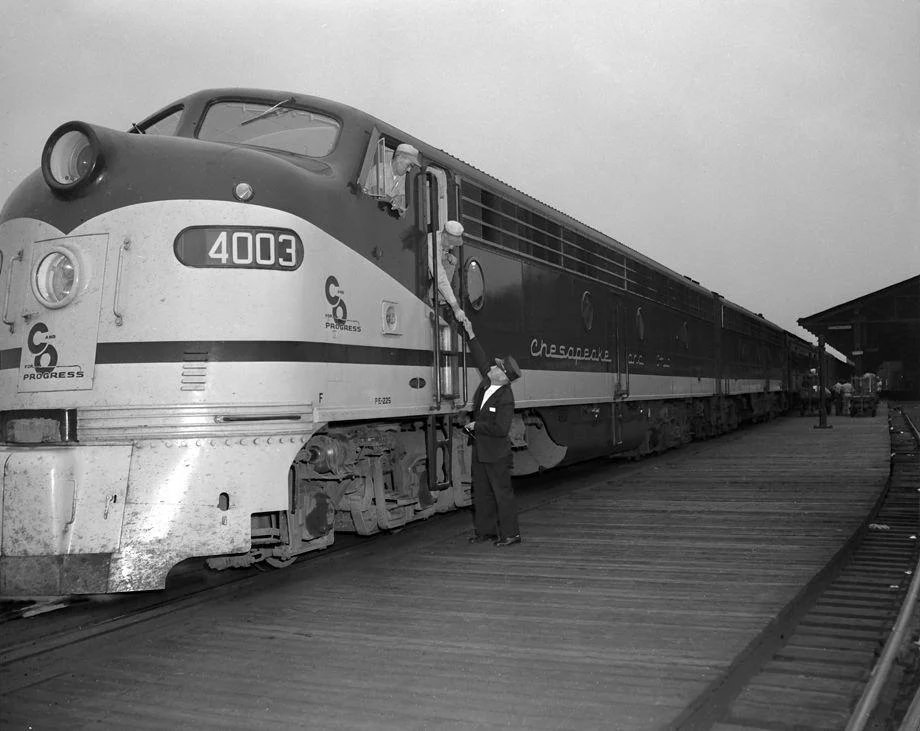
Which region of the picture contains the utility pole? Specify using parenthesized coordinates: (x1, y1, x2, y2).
(815, 334, 832, 429)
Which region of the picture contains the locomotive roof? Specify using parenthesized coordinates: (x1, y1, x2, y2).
(155, 88, 786, 334)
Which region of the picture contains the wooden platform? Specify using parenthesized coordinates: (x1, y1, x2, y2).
(1, 412, 892, 729)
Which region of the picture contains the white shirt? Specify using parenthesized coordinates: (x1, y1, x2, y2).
(481, 384, 501, 408)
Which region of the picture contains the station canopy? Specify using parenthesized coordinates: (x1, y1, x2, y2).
(798, 275, 920, 397)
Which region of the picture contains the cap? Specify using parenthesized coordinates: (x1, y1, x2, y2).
(395, 143, 420, 163)
(444, 220, 464, 237)
(494, 355, 521, 382)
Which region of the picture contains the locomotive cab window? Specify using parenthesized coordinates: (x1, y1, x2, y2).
(197, 100, 340, 157)
(358, 130, 420, 218)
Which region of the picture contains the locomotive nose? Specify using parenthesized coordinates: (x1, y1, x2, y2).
(0, 445, 133, 595)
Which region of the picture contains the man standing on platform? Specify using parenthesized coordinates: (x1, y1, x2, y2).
(461, 320, 522, 547)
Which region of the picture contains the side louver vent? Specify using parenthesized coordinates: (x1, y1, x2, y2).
(180, 350, 208, 391)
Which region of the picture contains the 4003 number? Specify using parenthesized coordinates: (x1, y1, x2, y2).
(174, 226, 304, 271)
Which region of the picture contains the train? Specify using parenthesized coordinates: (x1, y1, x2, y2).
(0, 89, 845, 595)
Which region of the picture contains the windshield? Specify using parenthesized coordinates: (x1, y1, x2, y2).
(197, 100, 340, 157)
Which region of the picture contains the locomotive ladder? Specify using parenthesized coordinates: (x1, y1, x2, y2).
(426, 411, 454, 493)
(421, 165, 467, 494)
(426, 309, 463, 493)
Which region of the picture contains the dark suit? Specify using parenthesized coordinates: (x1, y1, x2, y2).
(468, 337, 519, 538)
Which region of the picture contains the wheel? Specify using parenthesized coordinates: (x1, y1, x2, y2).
(257, 555, 296, 571)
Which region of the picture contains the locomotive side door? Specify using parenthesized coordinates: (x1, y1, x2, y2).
(417, 164, 463, 493)
(610, 297, 628, 447)
(713, 293, 726, 397)
(417, 164, 461, 405)
(612, 298, 628, 399)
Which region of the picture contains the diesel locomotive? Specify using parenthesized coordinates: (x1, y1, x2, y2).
(0, 89, 832, 594)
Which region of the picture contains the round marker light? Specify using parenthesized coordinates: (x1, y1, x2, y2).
(41, 122, 104, 192)
(385, 305, 398, 330)
(234, 182, 254, 201)
(382, 302, 400, 334)
(33, 248, 80, 308)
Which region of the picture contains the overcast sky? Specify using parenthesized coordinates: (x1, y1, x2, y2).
(1, 0, 917, 350)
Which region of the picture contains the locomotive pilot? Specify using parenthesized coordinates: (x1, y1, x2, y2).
(362, 142, 420, 216)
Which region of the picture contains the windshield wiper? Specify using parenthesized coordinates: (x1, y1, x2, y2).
(240, 96, 295, 127)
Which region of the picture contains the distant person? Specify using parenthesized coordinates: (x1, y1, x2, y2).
(362, 143, 420, 216)
(841, 380, 853, 415)
(461, 318, 522, 547)
(833, 381, 844, 415)
(429, 220, 469, 327)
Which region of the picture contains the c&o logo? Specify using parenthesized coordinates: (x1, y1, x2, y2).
(325, 275, 347, 325)
(20, 321, 85, 383)
(28, 322, 58, 374)
(323, 274, 362, 333)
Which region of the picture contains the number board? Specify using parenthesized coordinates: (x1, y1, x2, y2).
(174, 227, 304, 270)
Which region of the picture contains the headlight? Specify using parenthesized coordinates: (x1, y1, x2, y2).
(41, 122, 104, 192)
(32, 248, 80, 308)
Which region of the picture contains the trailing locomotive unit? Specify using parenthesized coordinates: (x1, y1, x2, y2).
(0, 89, 799, 594)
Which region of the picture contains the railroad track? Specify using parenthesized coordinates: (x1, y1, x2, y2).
(675, 404, 920, 730)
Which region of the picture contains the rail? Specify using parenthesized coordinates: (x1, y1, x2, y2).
(901, 406, 920, 445)
(845, 406, 920, 731)
(900, 688, 920, 731)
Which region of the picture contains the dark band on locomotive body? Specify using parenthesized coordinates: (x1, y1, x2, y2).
(0, 89, 842, 594)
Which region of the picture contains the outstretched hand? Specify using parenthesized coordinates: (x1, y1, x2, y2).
(451, 307, 471, 332)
